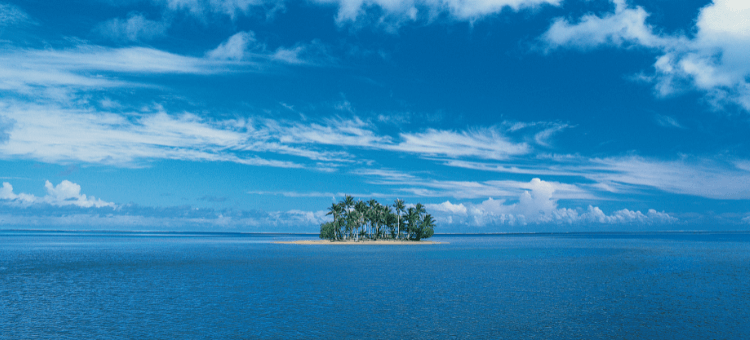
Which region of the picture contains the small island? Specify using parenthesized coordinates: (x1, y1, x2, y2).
(278, 196, 441, 245)
(321, 196, 436, 242)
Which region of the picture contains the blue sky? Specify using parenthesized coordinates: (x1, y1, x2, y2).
(1, 0, 749, 232)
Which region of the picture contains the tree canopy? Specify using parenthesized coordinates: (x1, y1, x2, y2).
(320, 196, 436, 241)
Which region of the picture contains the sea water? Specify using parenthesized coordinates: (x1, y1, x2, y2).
(1, 231, 749, 339)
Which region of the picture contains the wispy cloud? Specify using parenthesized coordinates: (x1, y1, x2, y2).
(0, 103, 303, 168)
(0, 32, 333, 99)
(155, 0, 284, 21)
(655, 114, 685, 129)
(395, 128, 529, 160)
(312, 0, 561, 30)
(0, 3, 31, 27)
(95, 13, 169, 42)
(442, 154, 750, 200)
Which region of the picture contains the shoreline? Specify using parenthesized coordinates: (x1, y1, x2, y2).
(274, 239, 448, 245)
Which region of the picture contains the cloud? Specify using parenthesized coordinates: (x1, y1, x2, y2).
(363, 168, 593, 200)
(207, 32, 333, 65)
(541, 0, 750, 112)
(654, 114, 685, 129)
(0, 115, 13, 143)
(312, 0, 561, 29)
(541, 0, 670, 50)
(95, 13, 169, 42)
(442, 154, 750, 200)
(533, 123, 569, 147)
(0, 3, 31, 27)
(586, 156, 750, 200)
(426, 178, 676, 226)
(395, 128, 529, 160)
(1, 180, 115, 208)
(0, 34, 331, 99)
(156, 0, 282, 20)
(0, 103, 305, 168)
(207, 31, 259, 60)
(0, 100, 539, 169)
(0, 201, 329, 231)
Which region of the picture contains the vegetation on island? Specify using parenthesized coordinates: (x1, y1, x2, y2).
(319, 196, 436, 241)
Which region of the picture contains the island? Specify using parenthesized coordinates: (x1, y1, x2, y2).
(275, 196, 443, 244)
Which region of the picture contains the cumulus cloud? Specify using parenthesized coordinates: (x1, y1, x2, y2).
(541, 0, 671, 50)
(207, 31, 259, 60)
(541, 0, 750, 112)
(1, 180, 115, 208)
(426, 178, 676, 226)
(95, 13, 169, 42)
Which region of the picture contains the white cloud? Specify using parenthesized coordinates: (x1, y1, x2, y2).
(426, 178, 676, 226)
(586, 156, 750, 200)
(1, 180, 115, 208)
(395, 127, 529, 160)
(0, 103, 307, 167)
(0, 34, 331, 98)
(533, 123, 569, 147)
(654, 114, 685, 129)
(541, 0, 670, 50)
(442, 154, 750, 200)
(207, 31, 259, 60)
(312, 0, 561, 28)
(426, 200, 467, 214)
(207, 32, 333, 65)
(542, 0, 750, 112)
(364, 169, 594, 200)
(0, 3, 30, 27)
(95, 13, 169, 42)
(157, 0, 280, 20)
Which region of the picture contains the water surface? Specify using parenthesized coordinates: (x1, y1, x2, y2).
(1, 231, 748, 339)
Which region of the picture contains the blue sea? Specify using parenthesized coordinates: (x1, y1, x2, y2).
(1, 231, 749, 339)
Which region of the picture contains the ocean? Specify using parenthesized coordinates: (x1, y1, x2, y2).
(1, 231, 748, 339)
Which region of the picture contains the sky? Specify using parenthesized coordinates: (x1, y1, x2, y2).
(1, 0, 749, 232)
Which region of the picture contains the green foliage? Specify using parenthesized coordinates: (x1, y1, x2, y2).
(319, 221, 336, 240)
(319, 196, 437, 241)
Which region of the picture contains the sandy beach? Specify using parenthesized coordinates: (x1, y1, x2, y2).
(274, 239, 447, 245)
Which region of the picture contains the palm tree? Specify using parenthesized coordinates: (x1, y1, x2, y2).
(393, 199, 405, 240)
(325, 203, 342, 240)
(367, 199, 378, 239)
(319, 197, 436, 241)
(354, 200, 367, 241)
(416, 213, 435, 240)
(415, 203, 425, 217)
(343, 195, 354, 239)
(405, 207, 418, 240)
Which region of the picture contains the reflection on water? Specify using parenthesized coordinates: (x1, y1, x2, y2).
(1, 231, 749, 339)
